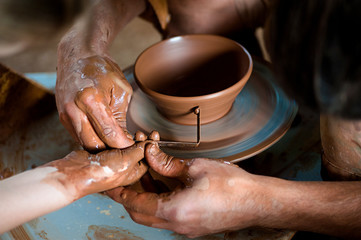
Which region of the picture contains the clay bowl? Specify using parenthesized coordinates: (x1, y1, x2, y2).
(134, 34, 253, 125)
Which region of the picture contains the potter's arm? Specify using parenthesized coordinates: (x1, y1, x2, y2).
(56, 0, 148, 151)
(58, 0, 147, 59)
(258, 177, 361, 239)
(108, 144, 361, 239)
(266, 116, 361, 237)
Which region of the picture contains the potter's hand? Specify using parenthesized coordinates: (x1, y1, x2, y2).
(107, 144, 263, 238)
(44, 142, 148, 200)
(56, 55, 134, 152)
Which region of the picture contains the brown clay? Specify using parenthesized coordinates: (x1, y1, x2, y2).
(57, 55, 134, 151)
(43, 142, 148, 199)
(134, 34, 253, 125)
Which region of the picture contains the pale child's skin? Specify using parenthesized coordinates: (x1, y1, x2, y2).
(0, 167, 72, 233)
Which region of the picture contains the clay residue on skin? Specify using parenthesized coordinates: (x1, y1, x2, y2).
(47, 152, 117, 198)
(77, 56, 132, 95)
(72, 55, 134, 150)
(148, 147, 195, 188)
(152, 158, 264, 235)
(43, 143, 147, 199)
(77, 96, 115, 138)
(227, 178, 236, 187)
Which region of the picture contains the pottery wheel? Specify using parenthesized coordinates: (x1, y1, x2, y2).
(126, 60, 298, 162)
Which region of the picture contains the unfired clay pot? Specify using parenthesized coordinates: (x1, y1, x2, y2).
(134, 34, 253, 125)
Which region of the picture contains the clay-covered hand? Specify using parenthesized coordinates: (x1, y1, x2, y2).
(107, 144, 266, 238)
(44, 142, 149, 200)
(56, 55, 134, 152)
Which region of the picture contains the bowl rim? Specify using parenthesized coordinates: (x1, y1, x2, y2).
(134, 34, 253, 102)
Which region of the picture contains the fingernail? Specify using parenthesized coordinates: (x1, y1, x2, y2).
(149, 144, 159, 155)
(121, 192, 127, 199)
(135, 130, 147, 141)
(149, 131, 160, 141)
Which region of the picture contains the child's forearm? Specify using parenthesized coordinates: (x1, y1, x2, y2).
(0, 166, 73, 234)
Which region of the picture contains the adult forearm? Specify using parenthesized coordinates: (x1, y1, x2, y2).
(259, 177, 361, 239)
(58, 0, 147, 59)
(0, 167, 73, 234)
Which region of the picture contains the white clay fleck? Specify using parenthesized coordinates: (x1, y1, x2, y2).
(90, 161, 101, 166)
(227, 178, 236, 186)
(102, 166, 114, 175)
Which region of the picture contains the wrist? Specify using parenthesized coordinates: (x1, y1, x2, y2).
(58, 36, 109, 65)
(57, 22, 110, 65)
(42, 158, 84, 201)
(239, 174, 293, 229)
(222, 170, 281, 229)
(0, 167, 75, 233)
(252, 176, 346, 231)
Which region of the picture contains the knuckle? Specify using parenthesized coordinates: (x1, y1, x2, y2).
(75, 87, 97, 106)
(170, 204, 197, 225)
(63, 102, 77, 114)
(128, 212, 144, 225)
(101, 127, 116, 139)
(168, 208, 185, 223)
